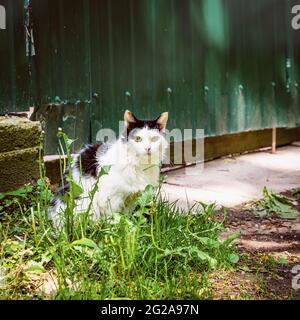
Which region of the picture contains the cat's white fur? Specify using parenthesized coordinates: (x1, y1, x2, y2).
(49, 112, 168, 227)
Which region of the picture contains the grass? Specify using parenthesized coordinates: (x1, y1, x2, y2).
(0, 132, 239, 300)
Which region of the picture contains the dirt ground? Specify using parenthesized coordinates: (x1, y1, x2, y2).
(210, 190, 300, 300)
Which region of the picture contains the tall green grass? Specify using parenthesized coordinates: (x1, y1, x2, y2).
(0, 132, 239, 300)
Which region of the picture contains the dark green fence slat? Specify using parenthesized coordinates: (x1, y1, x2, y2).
(32, 0, 92, 104)
(0, 0, 30, 113)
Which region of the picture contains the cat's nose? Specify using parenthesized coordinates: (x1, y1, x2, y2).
(145, 147, 151, 155)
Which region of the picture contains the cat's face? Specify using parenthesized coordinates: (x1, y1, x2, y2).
(122, 110, 169, 164)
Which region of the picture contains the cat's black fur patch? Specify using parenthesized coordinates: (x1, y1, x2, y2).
(50, 143, 110, 207)
(123, 116, 161, 141)
(75, 144, 101, 178)
(50, 197, 58, 208)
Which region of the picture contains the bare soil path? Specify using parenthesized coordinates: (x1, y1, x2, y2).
(210, 190, 300, 299)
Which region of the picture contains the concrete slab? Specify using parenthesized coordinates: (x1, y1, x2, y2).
(162, 144, 300, 209)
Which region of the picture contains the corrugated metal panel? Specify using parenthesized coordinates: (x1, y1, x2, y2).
(89, 0, 300, 141)
(0, 0, 31, 113)
(0, 0, 300, 153)
(31, 0, 92, 104)
(289, 0, 300, 128)
(30, 0, 92, 154)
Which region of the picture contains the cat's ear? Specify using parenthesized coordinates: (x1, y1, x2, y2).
(124, 110, 137, 127)
(156, 112, 168, 131)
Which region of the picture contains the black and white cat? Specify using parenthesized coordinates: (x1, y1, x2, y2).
(49, 110, 169, 226)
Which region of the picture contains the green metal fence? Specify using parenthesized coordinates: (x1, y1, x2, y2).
(0, 0, 31, 112)
(1, 0, 300, 154)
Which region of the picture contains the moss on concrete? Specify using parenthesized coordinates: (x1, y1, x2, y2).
(0, 147, 40, 193)
(0, 116, 41, 154)
(0, 116, 41, 192)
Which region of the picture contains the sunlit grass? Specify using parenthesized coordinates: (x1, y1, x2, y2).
(0, 132, 238, 300)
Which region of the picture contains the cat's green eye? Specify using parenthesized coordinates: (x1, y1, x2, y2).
(151, 136, 159, 142)
(135, 136, 142, 142)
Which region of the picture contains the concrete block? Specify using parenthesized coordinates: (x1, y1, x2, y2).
(0, 116, 41, 192)
(0, 116, 41, 153)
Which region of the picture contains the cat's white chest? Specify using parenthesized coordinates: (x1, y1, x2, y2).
(113, 163, 159, 193)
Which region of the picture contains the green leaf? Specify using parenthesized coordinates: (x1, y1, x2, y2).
(66, 138, 76, 147)
(223, 232, 240, 245)
(262, 186, 269, 198)
(255, 209, 268, 218)
(99, 165, 111, 177)
(228, 253, 239, 264)
(240, 265, 251, 272)
(198, 237, 220, 248)
(277, 209, 300, 220)
(0, 186, 33, 199)
(196, 250, 211, 261)
(252, 187, 300, 220)
(25, 263, 46, 274)
(138, 185, 154, 208)
(41, 251, 53, 265)
(72, 182, 83, 199)
(70, 238, 98, 249)
(187, 246, 217, 267)
(278, 257, 288, 265)
(66, 178, 83, 199)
